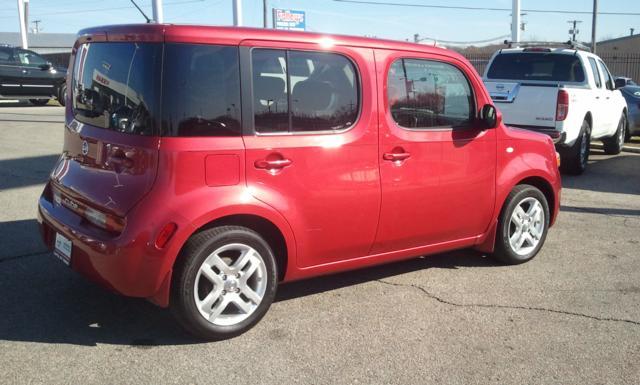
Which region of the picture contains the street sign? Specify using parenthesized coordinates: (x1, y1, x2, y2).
(273, 9, 306, 31)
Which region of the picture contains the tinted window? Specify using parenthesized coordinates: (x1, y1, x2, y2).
(388, 59, 473, 129)
(16, 49, 47, 67)
(0, 48, 15, 65)
(162, 44, 241, 137)
(72, 42, 161, 136)
(487, 53, 585, 82)
(252, 49, 359, 133)
(597, 60, 614, 90)
(588, 57, 602, 88)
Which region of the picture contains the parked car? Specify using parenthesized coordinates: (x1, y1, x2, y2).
(38, 24, 561, 340)
(614, 76, 637, 87)
(0, 44, 67, 106)
(483, 45, 628, 174)
(619, 84, 640, 139)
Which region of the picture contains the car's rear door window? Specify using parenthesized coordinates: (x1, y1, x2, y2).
(161, 43, 241, 137)
(388, 58, 473, 129)
(588, 57, 602, 88)
(252, 49, 359, 133)
(72, 42, 162, 136)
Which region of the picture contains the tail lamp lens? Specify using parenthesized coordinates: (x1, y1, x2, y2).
(556, 90, 569, 121)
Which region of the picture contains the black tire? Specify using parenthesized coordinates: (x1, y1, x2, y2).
(29, 99, 49, 106)
(57, 83, 67, 107)
(170, 226, 278, 341)
(602, 114, 627, 154)
(491, 184, 550, 265)
(560, 119, 590, 175)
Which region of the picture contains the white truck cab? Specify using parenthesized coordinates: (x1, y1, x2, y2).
(483, 45, 628, 174)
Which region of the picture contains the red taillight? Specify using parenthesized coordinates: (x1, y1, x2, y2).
(154, 222, 177, 249)
(556, 89, 569, 121)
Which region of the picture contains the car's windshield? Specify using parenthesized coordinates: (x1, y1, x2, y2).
(487, 52, 585, 82)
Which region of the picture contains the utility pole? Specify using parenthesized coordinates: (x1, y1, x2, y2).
(16, 0, 28, 49)
(630, 28, 635, 36)
(31, 19, 41, 33)
(511, 0, 521, 47)
(263, 0, 268, 28)
(567, 20, 582, 42)
(413, 33, 419, 43)
(233, 0, 243, 26)
(591, 0, 598, 53)
(152, 0, 164, 23)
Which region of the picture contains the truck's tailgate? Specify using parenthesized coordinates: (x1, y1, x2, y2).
(485, 81, 558, 128)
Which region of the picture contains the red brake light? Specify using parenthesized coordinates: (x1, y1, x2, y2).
(556, 89, 569, 121)
(155, 222, 177, 249)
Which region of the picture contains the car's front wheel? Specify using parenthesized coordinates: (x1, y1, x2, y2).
(491, 184, 550, 265)
(171, 226, 278, 340)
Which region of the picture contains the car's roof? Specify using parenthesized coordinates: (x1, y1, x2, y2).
(497, 47, 593, 56)
(76, 23, 468, 63)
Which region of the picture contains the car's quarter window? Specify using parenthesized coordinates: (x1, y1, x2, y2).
(597, 60, 614, 90)
(388, 58, 473, 129)
(251, 48, 359, 133)
(161, 44, 241, 137)
(588, 57, 602, 89)
(0, 47, 16, 65)
(15, 49, 47, 67)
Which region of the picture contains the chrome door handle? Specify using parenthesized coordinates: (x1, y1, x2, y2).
(254, 158, 292, 169)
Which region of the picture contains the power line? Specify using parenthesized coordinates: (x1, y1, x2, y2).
(332, 0, 640, 16)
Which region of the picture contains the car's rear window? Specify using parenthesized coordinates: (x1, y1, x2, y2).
(72, 42, 162, 135)
(487, 53, 585, 82)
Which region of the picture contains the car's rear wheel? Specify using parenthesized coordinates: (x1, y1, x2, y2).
(560, 119, 590, 175)
(602, 113, 627, 154)
(171, 226, 277, 340)
(29, 99, 49, 106)
(57, 83, 67, 107)
(491, 184, 550, 265)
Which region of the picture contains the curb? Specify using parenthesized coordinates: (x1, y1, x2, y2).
(591, 142, 640, 154)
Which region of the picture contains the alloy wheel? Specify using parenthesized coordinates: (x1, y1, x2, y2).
(508, 197, 545, 256)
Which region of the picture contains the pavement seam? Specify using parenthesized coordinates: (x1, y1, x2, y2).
(0, 250, 49, 264)
(377, 279, 640, 326)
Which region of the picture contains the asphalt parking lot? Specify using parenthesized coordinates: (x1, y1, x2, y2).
(1, 104, 639, 385)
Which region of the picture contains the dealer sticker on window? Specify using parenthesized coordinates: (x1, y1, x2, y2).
(54, 232, 72, 266)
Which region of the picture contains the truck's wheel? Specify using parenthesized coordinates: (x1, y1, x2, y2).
(170, 226, 278, 340)
(602, 114, 627, 155)
(57, 83, 67, 107)
(560, 119, 590, 175)
(491, 184, 550, 265)
(29, 99, 49, 106)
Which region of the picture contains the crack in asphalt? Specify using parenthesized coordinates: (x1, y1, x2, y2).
(0, 250, 49, 264)
(377, 279, 640, 326)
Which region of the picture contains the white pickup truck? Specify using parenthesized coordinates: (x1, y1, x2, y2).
(483, 46, 629, 174)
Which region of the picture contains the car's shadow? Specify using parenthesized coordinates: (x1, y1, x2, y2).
(562, 149, 640, 196)
(0, 248, 498, 346)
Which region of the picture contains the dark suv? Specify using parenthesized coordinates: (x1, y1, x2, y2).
(0, 45, 67, 106)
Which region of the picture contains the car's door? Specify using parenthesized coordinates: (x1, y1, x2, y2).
(14, 48, 56, 97)
(240, 41, 380, 268)
(371, 49, 496, 254)
(586, 57, 609, 137)
(0, 47, 26, 97)
(597, 59, 620, 133)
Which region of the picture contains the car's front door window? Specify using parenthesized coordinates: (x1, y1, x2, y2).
(15, 49, 47, 68)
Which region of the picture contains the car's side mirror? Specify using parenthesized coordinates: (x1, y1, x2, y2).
(614, 78, 627, 89)
(479, 104, 499, 129)
(39, 62, 52, 71)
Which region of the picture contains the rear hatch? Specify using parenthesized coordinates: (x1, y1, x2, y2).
(52, 38, 162, 220)
(484, 51, 585, 127)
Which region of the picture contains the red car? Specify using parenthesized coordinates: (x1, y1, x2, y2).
(38, 24, 561, 340)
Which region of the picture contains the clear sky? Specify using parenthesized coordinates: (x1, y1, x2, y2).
(0, 0, 638, 45)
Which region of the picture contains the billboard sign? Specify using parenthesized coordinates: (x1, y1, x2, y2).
(273, 9, 306, 31)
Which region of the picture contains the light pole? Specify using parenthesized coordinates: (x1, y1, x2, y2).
(511, 0, 521, 46)
(591, 0, 598, 53)
(233, 0, 243, 26)
(263, 0, 268, 28)
(16, 0, 28, 49)
(152, 0, 164, 23)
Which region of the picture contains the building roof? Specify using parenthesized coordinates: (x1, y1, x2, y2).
(0, 32, 76, 48)
(598, 34, 640, 45)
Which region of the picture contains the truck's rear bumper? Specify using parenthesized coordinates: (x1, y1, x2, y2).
(508, 124, 565, 144)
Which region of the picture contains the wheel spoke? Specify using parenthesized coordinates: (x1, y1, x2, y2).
(233, 248, 257, 271)
(510, 228, 522, 245)
(231, 296, 253, 314)
(206, 253, 232, 274)
(208, 296, 231, 321)
(241, 286, 262, 305)
(516, 232, 527, 249)
(198, 287, 223, 313)
(200, 264, 223, 286)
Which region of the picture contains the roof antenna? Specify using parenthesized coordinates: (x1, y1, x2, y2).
(130, 0, 152, 23)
